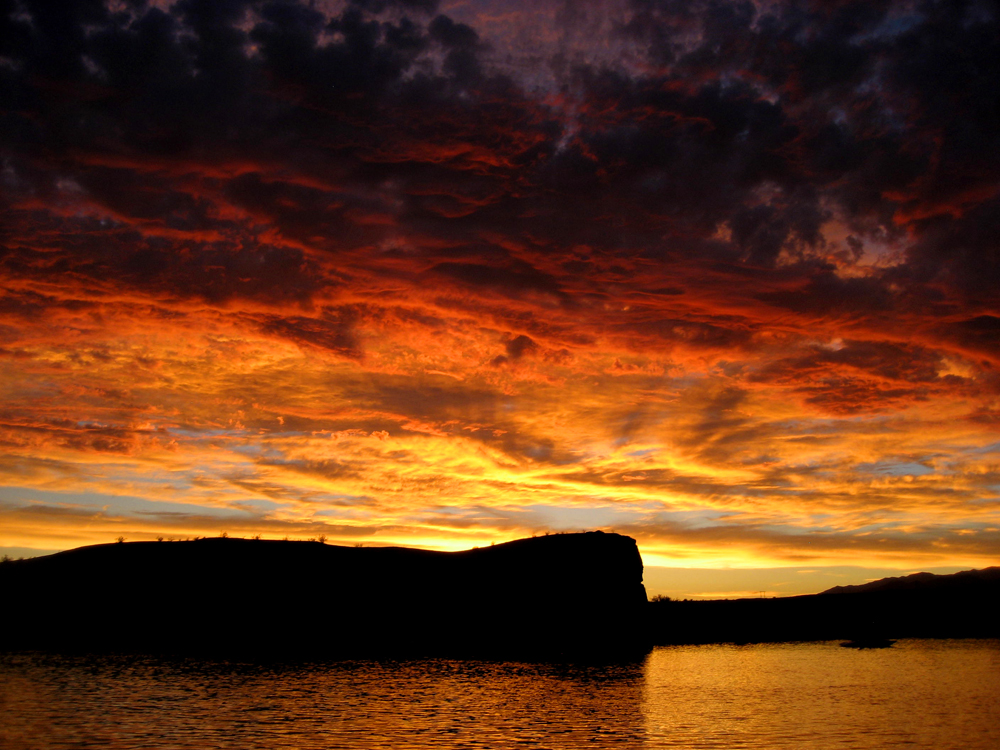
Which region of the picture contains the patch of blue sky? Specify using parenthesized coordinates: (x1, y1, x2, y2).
(969, 495, 1000, 504)
(630, 499, 668, 512)
(0, 485, 116, 509)
(109, 469, 201, 493)
(314, 507, 376, 521)
(643, 508, 734, 529)
(228, 442, 285, 461)
(313, 494, 378, 511)
(426, 505, 473, 515)
(226, 498, 284, 513)
(626, 447, 659, 458)
(799, 513, 844, 531)
(103, 495, 241, 518)
(852, 9, 924, 44)
(854, 461, 934, 477)
(404, 505, 522, 525)
(737, 483, 796, 496)
(973, 441, 1000, 455)
(802, 523, 841, 534)
(167, 427, 247, 441)
(522, 503, 646, 530)
(668, 372, 710, 388)
(747, 522, 829, 536)
(0, 485, 235, 518)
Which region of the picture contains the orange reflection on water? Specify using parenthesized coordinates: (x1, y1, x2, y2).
(2, 642, 1000, 749)
(643, 640, 1000, 749)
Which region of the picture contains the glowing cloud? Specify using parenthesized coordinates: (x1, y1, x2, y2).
(1, 0, 998, 592)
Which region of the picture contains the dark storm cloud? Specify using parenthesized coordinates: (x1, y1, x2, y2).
(944, 315, 1000, 358)
(432, 261, 564, 300)
(1, 0, 998, 419)
(621, 0, 1000, 283)
(255, 307, 363, 359)
(755, 270, 897, 318)
(3, 0, 997, 322)
(747, 339, 950, 415)
(504, 333, 537, 359)
(0, 0, 522, 299)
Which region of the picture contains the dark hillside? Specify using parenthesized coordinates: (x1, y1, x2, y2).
(649, 567, 1000, 645)
(821, 566, 1000, 595)
(0, 531, 649, 658)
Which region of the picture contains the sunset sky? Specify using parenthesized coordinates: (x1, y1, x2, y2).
(2, 0, 998, 597)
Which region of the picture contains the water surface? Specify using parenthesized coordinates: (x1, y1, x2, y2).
(2, 640, 997, 749)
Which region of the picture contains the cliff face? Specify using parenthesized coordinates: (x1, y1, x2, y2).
(0, 531, 649, 658)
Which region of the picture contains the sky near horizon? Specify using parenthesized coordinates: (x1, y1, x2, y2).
(1, 0, 999, 598)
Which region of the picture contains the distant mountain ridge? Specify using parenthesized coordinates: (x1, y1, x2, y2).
(648, 564, 1000, 645)
(821, 566, 1000, 595)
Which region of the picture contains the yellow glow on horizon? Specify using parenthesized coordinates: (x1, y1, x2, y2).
(2, 259, 999, 579)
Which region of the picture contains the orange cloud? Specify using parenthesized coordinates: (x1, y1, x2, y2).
(2, 0, 1000, 589)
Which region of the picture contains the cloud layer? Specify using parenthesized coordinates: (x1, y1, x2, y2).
(1, 0, 999, 578)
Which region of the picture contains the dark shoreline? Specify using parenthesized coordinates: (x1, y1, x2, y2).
(648, 574, 1000, 646)
(3, 536, 996, 657)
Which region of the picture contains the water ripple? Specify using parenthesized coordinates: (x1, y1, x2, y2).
(1, 640, 998, 749)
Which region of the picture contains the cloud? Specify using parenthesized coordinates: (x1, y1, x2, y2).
(1, 0, 999, 571)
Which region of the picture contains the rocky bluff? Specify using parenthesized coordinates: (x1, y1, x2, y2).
(1, 531, 650, 658)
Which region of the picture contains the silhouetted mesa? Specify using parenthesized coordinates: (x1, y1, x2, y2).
(648, 567, 1000, 645)
(0, 532, 650, 658)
